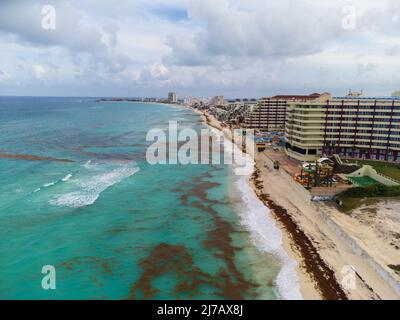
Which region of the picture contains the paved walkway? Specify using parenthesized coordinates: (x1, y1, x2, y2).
(263, 149, 301, 175)
(262, 149, 352, 196)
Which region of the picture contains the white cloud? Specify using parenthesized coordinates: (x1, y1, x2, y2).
(131, 71, 141, 81)
(0, 0, 400, 96)
(149, 64, 169, 78)
(31, 65, 46, 80)
(0, 68, 11, 81)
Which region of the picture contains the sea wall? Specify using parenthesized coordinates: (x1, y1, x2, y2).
(261, 153, 312, 202)
(262, 152, 400, 297)
(348, 165, 400, 186)
(312, 202, 400, 297)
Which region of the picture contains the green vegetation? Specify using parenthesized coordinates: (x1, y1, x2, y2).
(336, 195, 365, 213)
(341, 184, 400, 198)
(337, 184, 400, 213)
(345, 160, 400, 182)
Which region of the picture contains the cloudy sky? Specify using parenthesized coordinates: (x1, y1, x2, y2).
(0, 0, 399, 98)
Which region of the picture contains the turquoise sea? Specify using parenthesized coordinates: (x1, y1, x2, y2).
(0, 97, 301, 300)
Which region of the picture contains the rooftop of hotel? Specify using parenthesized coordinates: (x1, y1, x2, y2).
(270, 93, 322, 100)
(333, 96, 400, 100)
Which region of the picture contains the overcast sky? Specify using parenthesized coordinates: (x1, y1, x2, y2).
(0, 0, 399, 98)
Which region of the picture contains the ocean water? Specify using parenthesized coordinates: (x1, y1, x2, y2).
(0, 97, 301, 300)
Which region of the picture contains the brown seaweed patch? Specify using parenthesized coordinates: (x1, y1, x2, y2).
(129, 242, 256, 300)
(251, 167, 348, 300)
(129, 168, 258, 299)
(0, 153, 74, 163)
(200, 204, 257, 299)
(59, 256, 115, 276)
(129, 243, 214, 299)
(180, 181, 221, 206)
(172, 168, 258, 299)
(388, 264, 400, 274)
(77, 150, 138, 161)
(74, 143, 148, 151)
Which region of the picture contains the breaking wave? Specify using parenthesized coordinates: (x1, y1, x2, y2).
(61, 174, 73, 182)
(33, 173, 74, 193)
(49, 162, 139, 208)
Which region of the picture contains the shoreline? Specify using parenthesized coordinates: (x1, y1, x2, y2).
(194, 108, 400, 300)
(193, 108, 324, 299)
(250, 166, 347, 300)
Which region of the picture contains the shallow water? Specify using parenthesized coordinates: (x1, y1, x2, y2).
(0, 97, 299, 299)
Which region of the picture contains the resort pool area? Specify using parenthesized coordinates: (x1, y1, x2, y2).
(348, 176, 380, 187)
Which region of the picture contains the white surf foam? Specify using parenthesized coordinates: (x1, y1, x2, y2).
(206, 123, 303, 300)
(43, 182, 55, 188)
(49, 163, 139, 208)
(61, 174, 73, 182)
(83, 160, 93, 169)
(236, 173, 303, 300)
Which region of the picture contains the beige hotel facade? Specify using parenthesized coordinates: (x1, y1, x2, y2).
(285, 96, 400, 162)
(245, 93, 324, 132)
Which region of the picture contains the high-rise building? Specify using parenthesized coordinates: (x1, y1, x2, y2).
(183, 96, 193, 105)
(168, 92, 177, 103)
(285, 96, 400, 162)
(210, 96, 226, 106)
(245, 93, 325, 132)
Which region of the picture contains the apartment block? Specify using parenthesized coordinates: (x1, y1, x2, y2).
(168, 92, 177, 103)
(245, 93, 325, 132)
(285, 97, 400, 162)
(210, 96, 226, 107)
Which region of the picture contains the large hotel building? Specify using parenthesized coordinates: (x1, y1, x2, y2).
(245, 93, 324, 131)
(285, 96, 400, 162)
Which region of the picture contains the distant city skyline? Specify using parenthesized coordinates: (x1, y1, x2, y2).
(1, 0, 400, 97)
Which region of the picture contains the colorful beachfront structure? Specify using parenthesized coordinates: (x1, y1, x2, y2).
(245, 93, 326, 132)
(285, 96, 400, 162)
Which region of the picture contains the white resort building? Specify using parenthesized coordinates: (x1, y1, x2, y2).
(245, 93, 325, 132)
(285, 96, 400, 162)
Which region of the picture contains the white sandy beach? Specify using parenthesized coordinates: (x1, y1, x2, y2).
(196, 107, 400, 300)
(195, 109, 321, 299)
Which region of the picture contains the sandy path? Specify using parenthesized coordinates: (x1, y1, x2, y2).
(256, 152, 399, 299)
